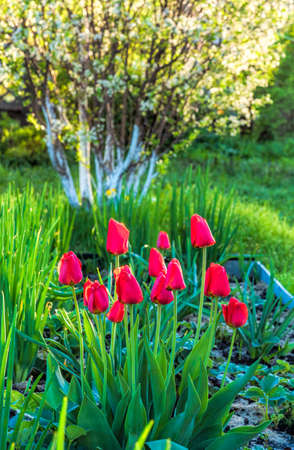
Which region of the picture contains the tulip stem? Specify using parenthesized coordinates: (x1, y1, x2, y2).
(110, 255, 120, 369)
(130, 305, 136, 395)
(96, 315, 107, 412)
(110, 322, 117, 367)
(209, 298, 214, 323)
(167, 291, 177, 382)
(221, 328, 236, 388)
(123, 305, 131, 387)
(195, 246, 207, 343)
(207, 297, 219, 357)
(71, 286, 85, 395)
(154, 305, 162, 357)
(212, 297, 219, 327)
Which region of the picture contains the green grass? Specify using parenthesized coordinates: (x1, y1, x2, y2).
(0, 162, 59, 193)
(171, 149, 294, 292)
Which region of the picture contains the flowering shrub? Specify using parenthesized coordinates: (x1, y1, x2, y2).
(37, 215, 270, 449)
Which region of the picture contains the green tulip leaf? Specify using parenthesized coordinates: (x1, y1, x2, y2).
(66, 424, 87, 442)
(160, 376, 201, 446)
(124, 385, 147, 449)
(45, 353, 69, 411)
(146, 440, 188, 450)
(144, 335, 166, 421)
(68, 375, 82, 405)
(204, 421, 270, 450)
(192, 359, 260, 444)
(112, 389, 131, 439)
(179, 325, 212, 395)
(77, 396, 121, 449)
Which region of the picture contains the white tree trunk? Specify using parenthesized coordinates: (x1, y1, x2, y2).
(139, 151, 157, 201)
(93, 125, 157, 202)
(94, 153, 103, 202)
(78, 101, 93, 207)
(42, 99, 80, 208)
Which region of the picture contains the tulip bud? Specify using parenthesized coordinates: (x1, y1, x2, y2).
(107, 301, 125, 322)
(106, 218, 129, 255)
(115, 265, 143, 304)
(191, 214, 216, 248)
(151, 272, 174, 305)
(148, 248, 166, 278)
(83, 280, 109, 314)
(204, 263, 230, 298)
(157, 231, 171, 250)
(165, 258, 186, 291)
(58, 251, 83, 285)
(222, 297, 248, 328)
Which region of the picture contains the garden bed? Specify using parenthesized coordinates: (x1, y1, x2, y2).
(181, 263, 294, 450)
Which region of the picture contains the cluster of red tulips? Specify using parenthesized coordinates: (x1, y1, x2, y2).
(58, 214, 249, 387)
(58, 215, 248, 331)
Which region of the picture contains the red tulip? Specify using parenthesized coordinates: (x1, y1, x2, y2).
(58, 251, 83, 285)
(151, 272, 174, 305)
(222, 297, 248, 328)
(106, 218, 129, 255)
(107, 301, 125, 322)
(165, 258, 186, 291)
(83, 279, 92, 306)
(113, 265, 132, 282)
(191, 214, 216, 248)
(83, 280, 109, 314)
(157, 231, 171, 250)
(204, 263, 230, 298)
(115, 265, 143, 304)
(148, 248, 166, 278)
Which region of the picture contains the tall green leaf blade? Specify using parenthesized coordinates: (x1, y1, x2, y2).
(192, 360, 260, 443)
(77, 396, 121, 449)
(204, 422, 270, 450)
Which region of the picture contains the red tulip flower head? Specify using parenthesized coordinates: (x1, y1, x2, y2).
(83, 280, 109, 314)
(107, 301, 125, 323)
(58, 251, 83, 285)
(148, 248, 166, 278)
(191, 214, 216, 248)
(165, 258, 186, 291)
(204, 263, 230, 298)
(222, 297, 248, 328)
(157, 231, 171, 250)
(115, 265, 143, 304)
(151, 272, 174, 305)
(106, 218, 129, 255)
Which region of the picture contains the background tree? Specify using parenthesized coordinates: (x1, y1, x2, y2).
(0, 0, 292, 207)
(254, 25, 294, 140)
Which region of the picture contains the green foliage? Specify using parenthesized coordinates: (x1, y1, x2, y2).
(244, 372, 294, 421)
(255, 26, 294, 140)
(173, 139, 294, 291)
(0, 185, 75, 381)
(0, 162, 60, 194)
(20, 307, 265, 449)
(235, 273, 294, 359)
(0, 113, 47, 164)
